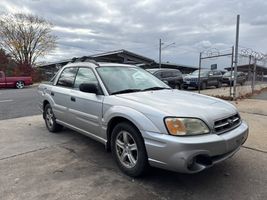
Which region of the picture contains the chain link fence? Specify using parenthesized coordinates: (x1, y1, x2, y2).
(197, 48, 267, 99)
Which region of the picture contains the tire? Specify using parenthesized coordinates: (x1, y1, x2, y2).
(16, 81, 25, 89)
(174, 84, 180, 90)
(111, 122, 148, 177)
(44, 104, 63, 133)
(201, 82, 207, 90)
(183, 85, 188, 90)
(216, 81, 222, 88)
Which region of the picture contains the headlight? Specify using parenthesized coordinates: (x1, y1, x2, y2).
(164, 117, 210, 136)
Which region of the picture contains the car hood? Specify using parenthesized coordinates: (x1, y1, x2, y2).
(116, 90, 237, 126)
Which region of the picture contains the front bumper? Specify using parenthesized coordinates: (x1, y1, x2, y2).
(183, 81, 198, 88)
(142, 121, 248, 173)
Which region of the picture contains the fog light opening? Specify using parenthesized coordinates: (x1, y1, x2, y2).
(187, 157, 196, 171)
(195, 155, 213, 166)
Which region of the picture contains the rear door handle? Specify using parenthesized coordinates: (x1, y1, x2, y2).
(70, 96, 76, 102)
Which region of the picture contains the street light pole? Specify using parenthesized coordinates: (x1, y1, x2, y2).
(159, 39, 162, 68)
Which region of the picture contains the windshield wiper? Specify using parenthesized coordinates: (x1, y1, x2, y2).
(142, 86, 171, 91)
(111, 89, 142, 95)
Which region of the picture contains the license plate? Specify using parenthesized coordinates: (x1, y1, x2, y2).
(186, 81, 190, 84)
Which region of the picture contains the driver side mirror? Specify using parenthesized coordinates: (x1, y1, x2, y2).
(79, 83, 100, 94)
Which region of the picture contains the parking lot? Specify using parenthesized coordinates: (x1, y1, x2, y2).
(0, 86, 267, 200)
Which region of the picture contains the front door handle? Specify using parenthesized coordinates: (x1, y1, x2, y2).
(70, 96, 76, 102)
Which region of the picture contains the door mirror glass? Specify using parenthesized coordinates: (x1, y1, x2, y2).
(79, 83, 98, 94)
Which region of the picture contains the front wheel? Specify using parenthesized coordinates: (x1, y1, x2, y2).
(16, 81, 25, 89)
(44, 104, 63, 133)
(201, 82, 207, 90)
(111, 122, 148, 177)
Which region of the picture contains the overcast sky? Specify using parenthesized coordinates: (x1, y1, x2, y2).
(0, 0, 267, 67)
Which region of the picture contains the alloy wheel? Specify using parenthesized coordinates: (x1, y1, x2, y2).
(115, 131, 138, 168)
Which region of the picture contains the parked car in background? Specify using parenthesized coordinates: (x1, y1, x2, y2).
(146, 68, 183, 89)
(0, 71, 33, 89)
(222, 71, 246, 86)
(183, 69, 223, 89)
(38, 61, 248, 177)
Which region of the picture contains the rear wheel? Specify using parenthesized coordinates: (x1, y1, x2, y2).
(16, 81, 25, 89)
(111, 122, 148, 177)
(216, 81, 222, 88)
(44, 104, 63, 133)
(201, 82, 207, 90)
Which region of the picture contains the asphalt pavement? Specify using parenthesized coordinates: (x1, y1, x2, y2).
(0, 86, 40, 120)
(250, 90, 267, 100)
(0, 114, 266, 200)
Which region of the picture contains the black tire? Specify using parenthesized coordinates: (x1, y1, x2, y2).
(44, 104, 63, 133)
(216, 81, 222, 88)
(111, 122, 148, 177)
(183, 85, 188, 90)
(201, 82, 207, 90)
(174, 84, 180, 90)
(16, 81, 25, 89)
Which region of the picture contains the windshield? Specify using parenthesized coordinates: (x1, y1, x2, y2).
(96, 66, 169, 94)
(223, 71, 233, 76)
(191, 70, 209, 76)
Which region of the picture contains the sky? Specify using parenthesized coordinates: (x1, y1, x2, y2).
(0, 0, 267, 68)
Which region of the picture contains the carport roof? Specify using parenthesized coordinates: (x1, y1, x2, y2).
(225, 64, 267, 74)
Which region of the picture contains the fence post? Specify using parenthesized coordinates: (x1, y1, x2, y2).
(252, 58, 257, 93)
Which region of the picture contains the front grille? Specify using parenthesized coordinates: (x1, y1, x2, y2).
(185, 78, 198, 82)
(214, 113, 241, 134)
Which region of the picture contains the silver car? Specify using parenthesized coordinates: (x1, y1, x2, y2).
(38, 61, 249, 177)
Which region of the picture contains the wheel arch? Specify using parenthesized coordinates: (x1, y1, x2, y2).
(106, 116, 140, 151)
(104, 106, 161, 151)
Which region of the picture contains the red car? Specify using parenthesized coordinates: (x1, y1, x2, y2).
(0, 71, 33, 89)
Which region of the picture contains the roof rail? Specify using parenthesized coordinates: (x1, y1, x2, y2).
(70, 56, 99, 66)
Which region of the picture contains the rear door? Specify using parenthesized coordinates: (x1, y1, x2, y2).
(51, 67, 78, 123)
(68, 67, 104, 137)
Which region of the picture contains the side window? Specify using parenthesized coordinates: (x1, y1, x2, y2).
(154, 72, 162, 78)
(162, 71, 171, 78)
(172, 70, 181, 77)
(213, 71, 221, 76)
(57, 67, 78, 88)
(0, 72, 3, 78)
(74, 68, 98, 89)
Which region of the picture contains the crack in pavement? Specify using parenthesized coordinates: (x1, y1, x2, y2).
(242, 145, 267, 154)
(0, 141, 71, 161)
(239, 111, 267, 117)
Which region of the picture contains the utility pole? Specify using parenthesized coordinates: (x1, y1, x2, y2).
(198, 52, 202, 94)
(159, 39, 162, 68)
(233, 14, 240, 99)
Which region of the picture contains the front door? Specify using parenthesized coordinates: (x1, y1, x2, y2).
(68, 67, 104, 138)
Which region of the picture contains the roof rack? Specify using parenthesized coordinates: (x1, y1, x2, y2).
(70, 56, 99, 66)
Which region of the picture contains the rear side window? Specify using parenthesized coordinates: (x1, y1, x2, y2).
(74, 68, 98, 89)
(154, 72, 162, 78)
(162, 71, 172, 78)
(57, 67, 78, 88)
(172, 70, 181, 77)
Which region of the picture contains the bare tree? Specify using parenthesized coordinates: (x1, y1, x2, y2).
(0, 13, 56, 66)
